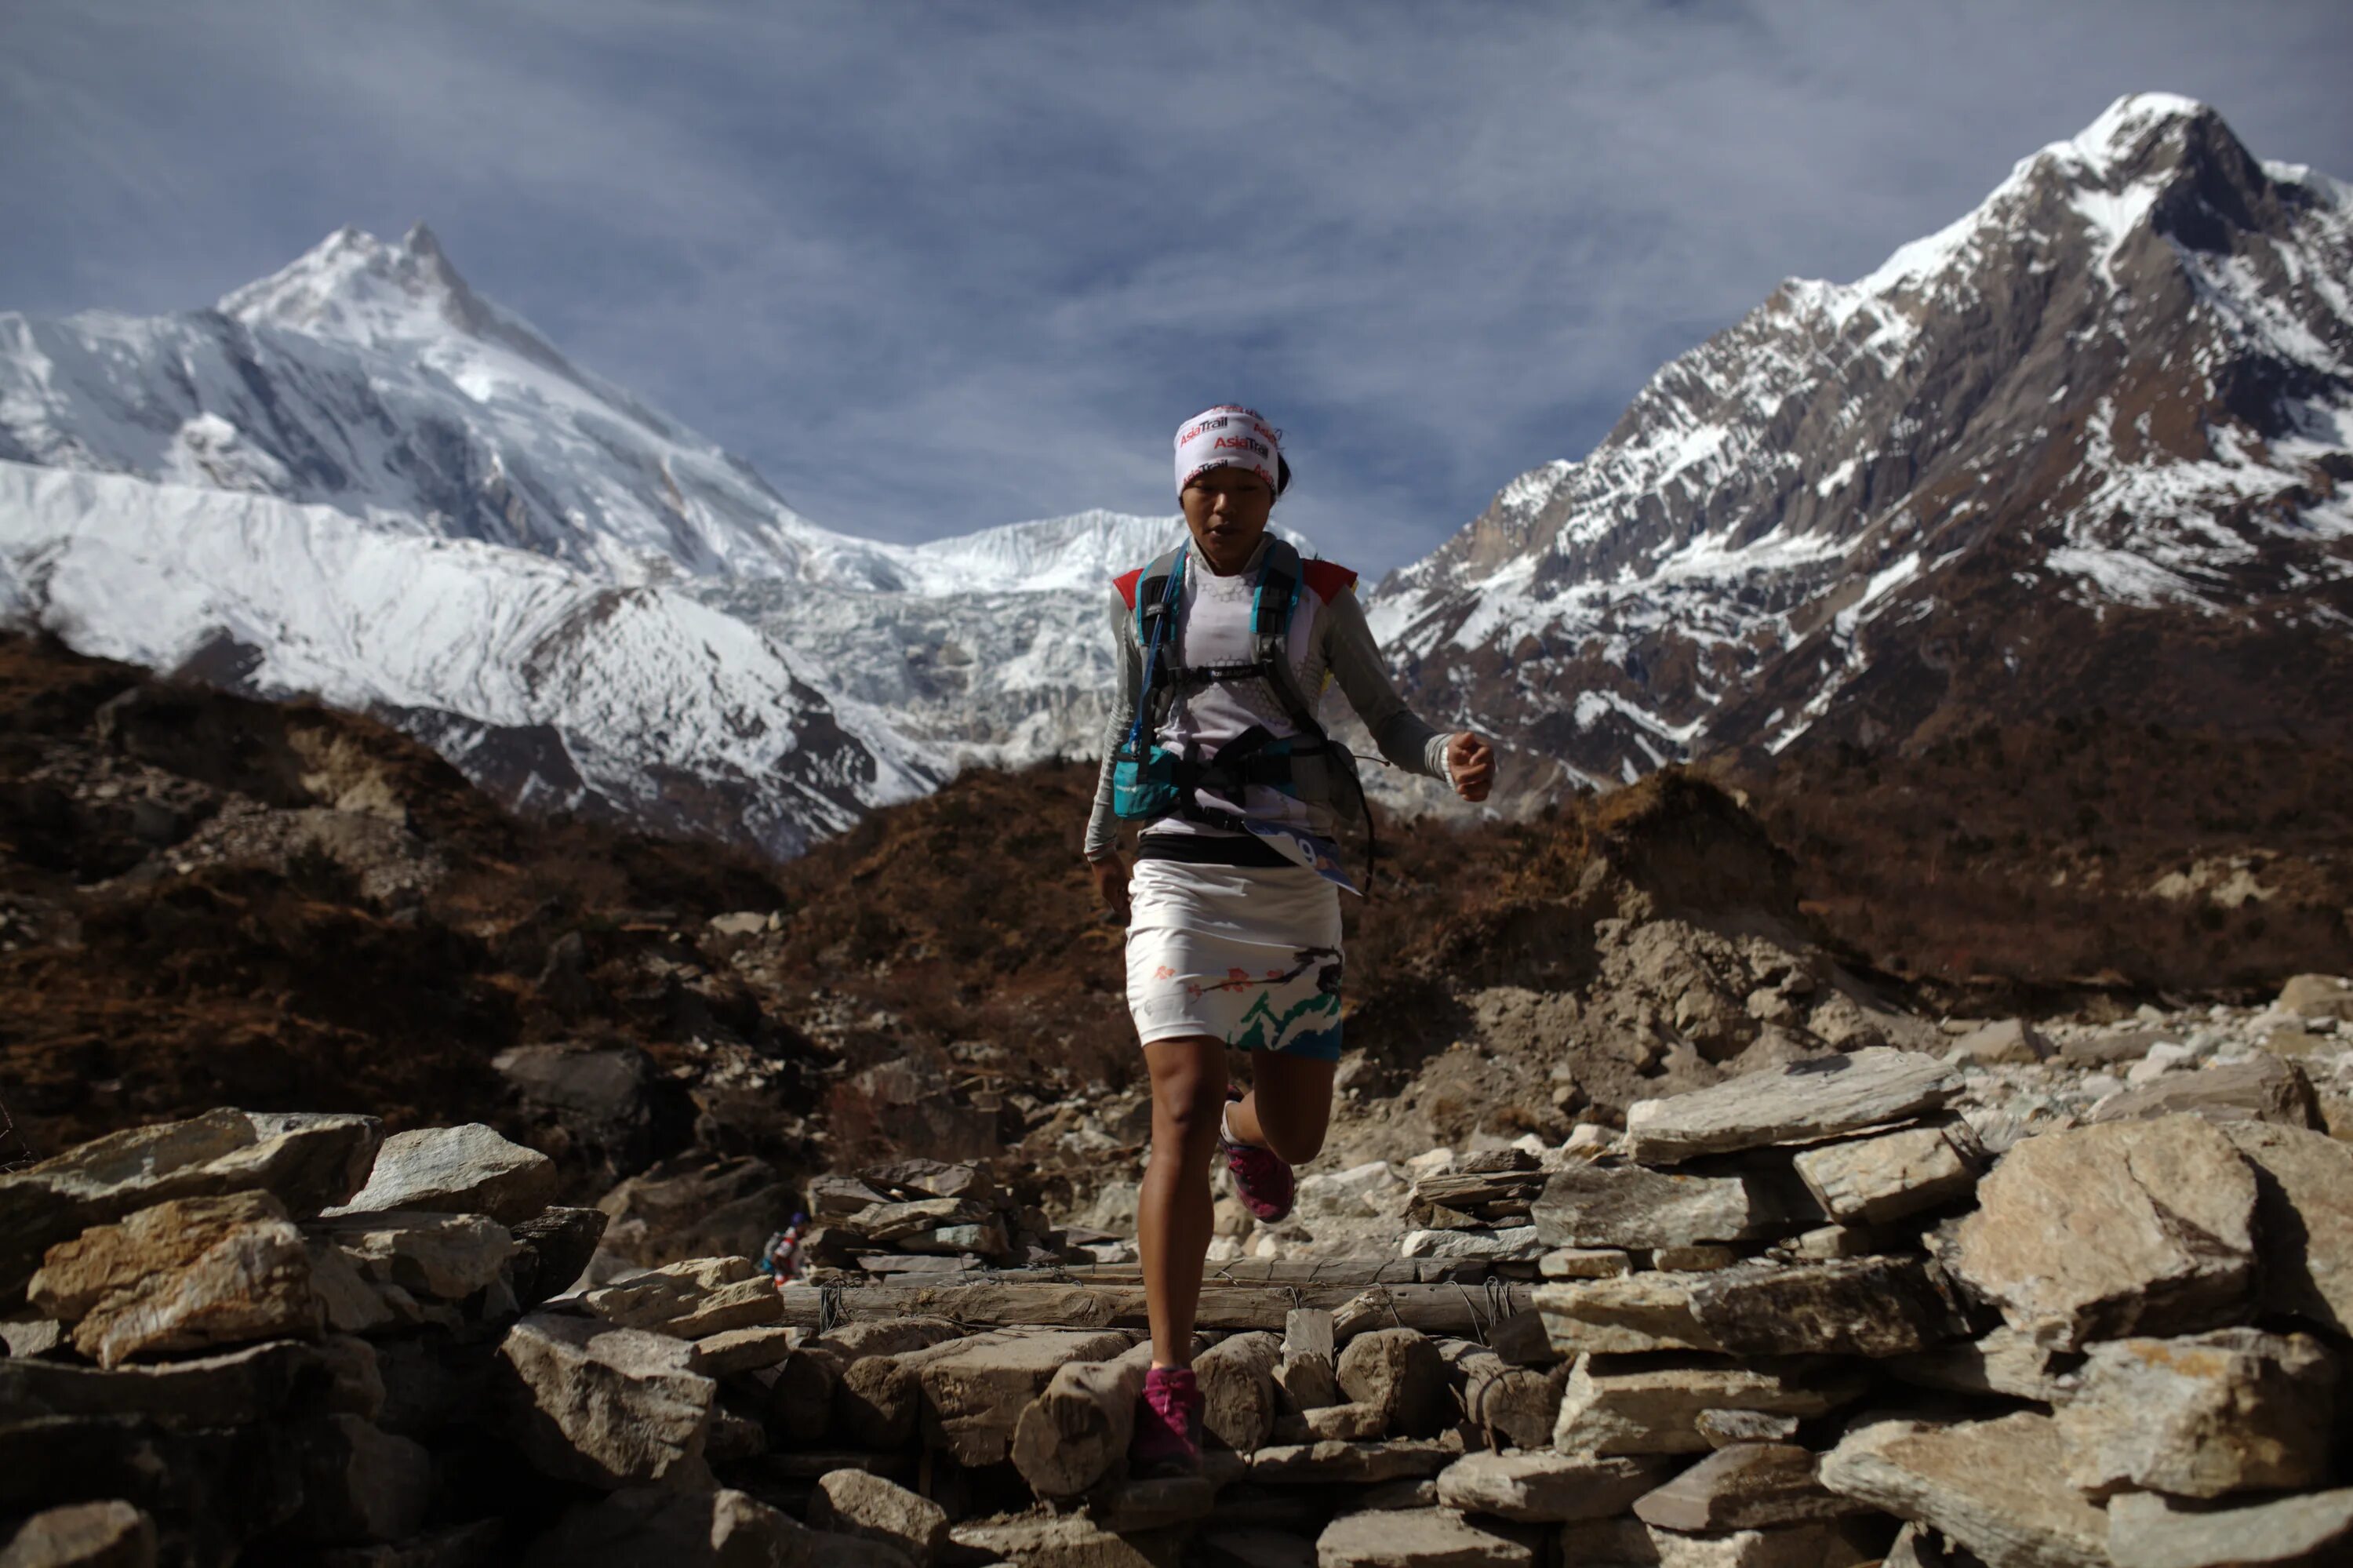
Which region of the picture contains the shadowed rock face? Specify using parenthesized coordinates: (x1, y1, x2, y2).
(1375, 96, 2353, 793)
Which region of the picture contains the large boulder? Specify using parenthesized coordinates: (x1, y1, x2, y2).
(2088, 1055, 2323, 1130)
(29, 1192, 319, 1368)
(2055, 1329, 2337, 1499)
(1820, 1413, 2109, 1568)
(1621, 1049, 1960, 1164)
(311, 1210, 515, 1302)
(493, 1043, 689, 1187)
(1535, 1255, 1956, 1358)
(580, 1257, 780, 1339)
(2107, 1486, 2353, 1568)
(1552, 1354, 1864, 1456)
(2220, 1120, 2353, 1334)
(329, 1125, 557, 1225)
(0, 1108, 379, 1304)
(1531, 1164, 1795, 1249)
(595, 1155, 789, 1271)
(1949, 1115, 2257, 1349)
(493, 1313, 715, 1490)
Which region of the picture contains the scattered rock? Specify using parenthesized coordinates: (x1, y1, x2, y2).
(1540, 1247, 1632, 1279)
(1632, 1442, 1864, 1531)
(809, 1469, 947, 1566)
(329, 1126, 557, 1226)
(580, 1257, 780, 1338)
(1314, 1507, 1533, 1568)
(1791, 1122, 1980, 1227)
(1694, 1409, 1802, 1447)
(312, 1211, 515, 1301)
(1337, 1329, 1449, 1439)
(1246, 1438, 1464, 1485)
(506, 1206, 608, 1308)
(1820, 1413, 2110, 1568)
(30, 1191, 319, 1368)
(1949, 1115, 2257, 1349)
(2278, 974, 2353, 1021)
(1553, 1354, 1864, 1455)
(2105, 1486, 2353, 1568)
(1555, 1515, 1878, 1567)
(1886, 1326, 2080, 1402)
(493, 1313, 714, 1490)
(1622, 1050, 1960, 1164)
(904, 1328, 1130, 1467)
(1535, 1255, 1955, 1358)
(2055, 1328, 2336, 1499)
(595, 1155, 788, 1271)
(1435, 1450, 1668, 1523)
(0, 1500, 155, 1568)
(948, 1514, 1153, 1567)
(2221, 1120, 2353, 1333)
(2088, 1056, 2323, 1130)
(1533, 1164, 1790, 1249)
(1950, 1020, 2049, 1066)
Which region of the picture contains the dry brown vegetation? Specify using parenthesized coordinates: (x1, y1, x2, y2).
(5, 630, 2348, 1184)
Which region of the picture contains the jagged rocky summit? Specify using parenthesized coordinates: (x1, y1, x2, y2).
(1373, 92, 2353, 792)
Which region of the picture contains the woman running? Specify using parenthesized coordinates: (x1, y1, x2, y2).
(1084, 404, 1495, 1474)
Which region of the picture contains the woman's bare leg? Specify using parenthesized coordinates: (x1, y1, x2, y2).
(1139, 1036, 1229, 1368)
(1225, 1053, 1338, 1165)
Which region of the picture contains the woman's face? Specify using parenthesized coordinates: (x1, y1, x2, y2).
(1180, 466, 1275, 574)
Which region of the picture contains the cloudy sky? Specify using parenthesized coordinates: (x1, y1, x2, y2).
(5, 2, 2351, 575)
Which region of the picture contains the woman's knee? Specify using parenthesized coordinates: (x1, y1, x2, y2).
(1147, 1041, 1228, 1154)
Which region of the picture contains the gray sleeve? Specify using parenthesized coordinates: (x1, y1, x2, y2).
(1322, 587, 1455, 784)
(1084, 586, 1141, 860)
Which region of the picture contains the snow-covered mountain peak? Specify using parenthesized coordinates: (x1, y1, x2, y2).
(224, 222, 488, 347)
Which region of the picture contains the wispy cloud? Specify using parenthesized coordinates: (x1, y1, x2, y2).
(5, 0, 2351, 573)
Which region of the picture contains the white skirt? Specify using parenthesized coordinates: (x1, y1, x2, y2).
(1123, 857, 1344, 1061)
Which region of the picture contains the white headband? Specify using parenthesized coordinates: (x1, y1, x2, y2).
(1174, 405, 1283, 497)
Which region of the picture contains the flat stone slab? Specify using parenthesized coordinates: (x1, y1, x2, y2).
(689, 1324, 798, 1377)
(2222, 1120, 2353, 1333)
(30, 1191, 319, 1368)
(0, 1108, 380, 1305)
(0, 1500, 156, 1568)
(0, 1336, 355, 1428)
(1247, 1437, 1464, 1485)
(2089, 1055, 2323, 1131)
(329, 1124, 557, 1224)
(493, 1312, 715, 1490)
(1315, 1508, 1533, 1568)
(809, 1468, 947, 1564)
(1399, 1227, 1544, 1261)
(2056, 1328, 2337, 1499)
(1554, 1354, 1864, 1456)
(1532, 1165, 1789, 1250)
(1539, 1247, 1631, 1279)
(909, 1328, 1131, 1466)
(1820, 1413, 2111, 1568)
(1558, 1515, 1878, 1567)
(950, 1515, 1158, 1567)
(1631, 1441, 1863, 1531)
(1791, 1122, 1980, 1228)
(311, 1210, 515, 1301)
(1951, 1115, 2257, 1351)
(583, 1258, 780, 1339)
(1536, 1255, 1955, 1358)
(1622, 1049, 1959, 1164)
(1886, 1326, 2080, 1402)
(2107, 1486, 2353, 1568)
(1434, 1450, 1669, 1523)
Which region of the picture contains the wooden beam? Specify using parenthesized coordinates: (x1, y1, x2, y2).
(775, 1280, 1536, 1338)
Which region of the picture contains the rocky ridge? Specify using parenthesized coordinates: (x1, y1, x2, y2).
(1374, 93, 2353, 799)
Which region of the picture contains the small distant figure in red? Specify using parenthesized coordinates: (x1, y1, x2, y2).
(759, 1212, 808, 1288)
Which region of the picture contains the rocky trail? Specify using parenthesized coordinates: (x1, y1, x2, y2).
(5, 1015, 2351, 1566)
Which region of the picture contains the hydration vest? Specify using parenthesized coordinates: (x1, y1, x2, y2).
(1110, 537, 1377, 879)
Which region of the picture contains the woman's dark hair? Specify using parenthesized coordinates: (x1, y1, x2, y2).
(1276, 455, 1293, 497)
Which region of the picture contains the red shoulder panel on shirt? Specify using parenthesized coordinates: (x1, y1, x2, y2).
(1113, 567, 1144, 611)
(1302, 558, 1358, 601)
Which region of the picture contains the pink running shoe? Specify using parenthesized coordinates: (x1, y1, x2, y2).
(1131, 1365, 1203, 1475)
(1220, 1088, 1297, 1223)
